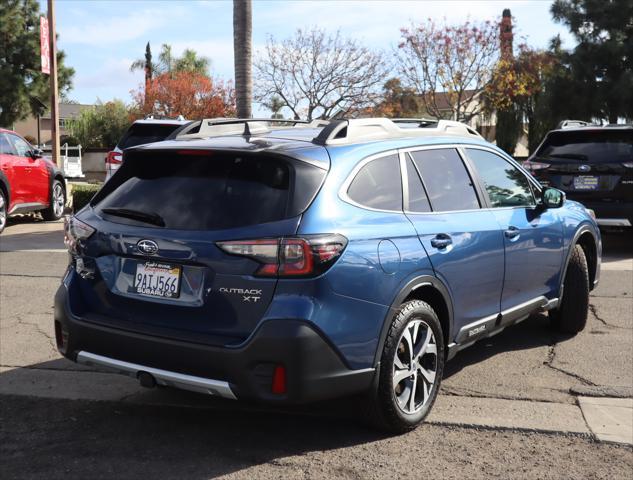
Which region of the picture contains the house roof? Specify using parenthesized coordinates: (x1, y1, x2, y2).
(42, 103, 94, 120)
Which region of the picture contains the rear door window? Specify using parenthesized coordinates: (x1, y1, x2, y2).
(118, 123, 183, 149)
(346, 154, 402, 211)
(410, 148, 480, 211)
(466, 148, 536, 208)
(94, 152, 323, 230)
(534, 130, 633, 163)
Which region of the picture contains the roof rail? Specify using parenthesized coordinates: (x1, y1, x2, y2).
(313, 118, 482, 145)
(175, 118, 316, 139)
(392, 118, 438, 128)
(557, 120, 593, 129)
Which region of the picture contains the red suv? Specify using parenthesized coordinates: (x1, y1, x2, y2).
(0, 128, 66, 234)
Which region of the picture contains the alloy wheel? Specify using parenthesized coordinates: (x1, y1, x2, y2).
(392, 319, 438, 414)
(0, 193, 6, 231)
(53, 183, 65, 217)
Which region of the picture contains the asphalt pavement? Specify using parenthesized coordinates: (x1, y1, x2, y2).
(1, 216, 632, 478)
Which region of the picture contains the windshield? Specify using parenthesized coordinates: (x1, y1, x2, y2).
(534, 129, 632, 163)
(118, 123, 183, 149)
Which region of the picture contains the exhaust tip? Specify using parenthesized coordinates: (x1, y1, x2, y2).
(138, 371, 157, 389)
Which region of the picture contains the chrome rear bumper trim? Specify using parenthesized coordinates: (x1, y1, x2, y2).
(76, 351, 237, 400)
(596, 218, 631, 227)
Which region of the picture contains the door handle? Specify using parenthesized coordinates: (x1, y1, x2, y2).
(504, 226, 520, 240)
(431, 234, 452, 249)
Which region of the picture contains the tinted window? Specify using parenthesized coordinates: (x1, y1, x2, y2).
(96, 153, 300, 230)
(410, 149, 479, 211)
(347, 154, 402, 211)
(118, 123, 183, 149)
(0, 134, 16, 155)
(8, 135, 31, 157)
(467, 149, 535, 208)
(406, 157, 431, 212)
(534, 129, 633, 163)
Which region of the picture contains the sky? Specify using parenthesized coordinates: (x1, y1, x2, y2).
(54, 0, 576, 115)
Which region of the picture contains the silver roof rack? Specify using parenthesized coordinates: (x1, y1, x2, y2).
(313, 118, 482, 145)
(175, 118, 325, 139)
(557, 120, 593, 129)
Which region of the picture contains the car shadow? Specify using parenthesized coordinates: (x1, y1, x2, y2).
(442, 313, 573, 379)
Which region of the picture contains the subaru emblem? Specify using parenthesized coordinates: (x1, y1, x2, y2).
(578, 164, 591, 172)
(137, 239, 159, 255)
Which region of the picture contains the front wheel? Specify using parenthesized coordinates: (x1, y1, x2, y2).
(366, 300, 445, 433)
(550, 244, 589, 334)
(42, 179, 66, 221)
(0, 189, 7, 234)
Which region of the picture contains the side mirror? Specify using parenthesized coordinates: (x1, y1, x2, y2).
(542, 187, 565, 209)
(30, 148, 43, 159)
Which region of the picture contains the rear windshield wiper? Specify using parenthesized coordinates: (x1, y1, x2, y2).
(100, 208, 165, 227)
(544, 153, 589, 161)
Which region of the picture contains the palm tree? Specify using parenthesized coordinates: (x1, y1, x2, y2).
(233, 0, 252, 118)
(130, 42, 155, 86)
(175, 49, 211, 75)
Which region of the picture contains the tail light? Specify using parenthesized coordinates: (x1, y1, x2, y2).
(524, 161, 550, 172)
(64, 216, 95, 254)
(217, 234, 347, 278)
(105, 151, 122, 165)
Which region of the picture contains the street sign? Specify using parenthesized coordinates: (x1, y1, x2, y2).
(40, 16, 50, 74)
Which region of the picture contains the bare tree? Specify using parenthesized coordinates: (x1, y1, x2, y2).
(396, 19, 499, 123)
(255, 28, 387, 120)
(233, 0, 252, 118)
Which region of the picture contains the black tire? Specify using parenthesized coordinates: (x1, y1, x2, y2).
(365, 300, 445, 433)
(0, 188, 7, 234)
(42, 179, 66, 221)
(550, 244, 589, 334)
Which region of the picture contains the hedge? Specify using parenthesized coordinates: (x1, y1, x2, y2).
(72, 183, 102, 212)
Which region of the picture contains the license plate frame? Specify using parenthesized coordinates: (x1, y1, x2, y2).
(573, 175, 599, 190)
(133, 261, 182, 299)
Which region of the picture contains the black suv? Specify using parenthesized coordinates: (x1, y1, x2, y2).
(525, 122, 633, 228)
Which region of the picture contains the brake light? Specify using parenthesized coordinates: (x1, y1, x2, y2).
(105, 151, 122, 165)
(217, 234, 347, 278)
(64, 216, 95, 254)
(524, 161, 550, 172)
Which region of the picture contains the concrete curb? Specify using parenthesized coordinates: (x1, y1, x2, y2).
(4, 366, 630, 443)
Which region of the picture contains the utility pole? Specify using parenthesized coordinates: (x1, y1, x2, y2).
(47, 0, 61, 168)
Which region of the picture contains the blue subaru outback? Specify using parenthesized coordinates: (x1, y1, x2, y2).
(55, 118, 601, 432)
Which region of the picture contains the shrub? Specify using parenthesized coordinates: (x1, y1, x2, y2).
(72, 183, 101, 212)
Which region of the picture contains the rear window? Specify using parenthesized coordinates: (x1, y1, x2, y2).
(94, 151, 325, 230)
(535, 129, 633, 163)
(118, 123, 183, 149)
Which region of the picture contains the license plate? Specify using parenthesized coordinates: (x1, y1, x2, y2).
(573, 175, 599, 190)
(133, 261, 181, 299)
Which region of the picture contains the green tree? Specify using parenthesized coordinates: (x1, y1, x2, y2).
(175, 48, 210, 75)
(551, 0, 633, 123)
(66, 100, 130, 149)
(130, 42, 155, 84)
(0, 0, 74, 126)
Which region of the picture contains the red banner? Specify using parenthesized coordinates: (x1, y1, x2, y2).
(40, 16, 50, 75)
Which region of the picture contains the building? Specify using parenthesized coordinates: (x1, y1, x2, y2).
(12, 103, 94, 146)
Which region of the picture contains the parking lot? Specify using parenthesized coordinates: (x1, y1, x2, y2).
(1, 217, 632, 479)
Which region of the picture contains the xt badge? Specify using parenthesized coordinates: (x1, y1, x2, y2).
(219, 287, 263, 303)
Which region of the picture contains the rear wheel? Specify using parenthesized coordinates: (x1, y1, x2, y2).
(550, 244, 589, 334)
(42, 179, 66, 221)
(366, 300, 444, 433)
(0, 189, 7, 234)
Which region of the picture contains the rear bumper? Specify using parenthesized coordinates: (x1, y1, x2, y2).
(574, 201, 633, 228)
(54, 284, 375, 404)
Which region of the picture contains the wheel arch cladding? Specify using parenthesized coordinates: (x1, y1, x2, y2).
(0, 172, 9, 204)
(576, 230, 598, 288)
(374, 276, 453, 365)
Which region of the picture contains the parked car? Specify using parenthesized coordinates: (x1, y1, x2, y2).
(105, 117, 190, 179)
(525, 122, 633, 229)
(0, 128, 66, 233)
(56, 118, 601, 432)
